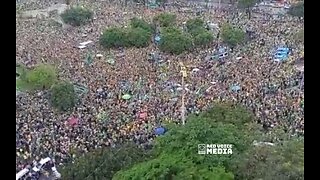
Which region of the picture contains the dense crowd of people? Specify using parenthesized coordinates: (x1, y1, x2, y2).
(16, 0, 304, 173)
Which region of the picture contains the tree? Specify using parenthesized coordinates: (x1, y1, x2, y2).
(220, 24, 245, 47)
(113, 153, 234, 180)
(16, 68, 32, 91)
(175, 166, 234, 180)
(237, 0, 258, 19)
(49, 81, 77, 111)
(231, 137, 304, 180)
(114, 103, 255, 179)
(293, 29, 304, 43)
(130, 17, 154, 34)
(185, 18, 214, 47)
(186, 18, 204, 30)
(186, 18, 205, 36)
(16, 64, 29, 91)
(237, 0, 258, 9)
(60, 143, 151, 180)
(161, 26, 181, 35)
(16, 64, 27, 80)
(153, 103, 254, 158)
(100, 28, 128, 48)
(196, 103, 254, 128)
(57, 102, 304, 179)
(25, 64, 57, 90)
(288, 2, 304, 18)
(159, 27, 193, 55)
(100, 26, 152, 48)
(153, 13, 176, 27)
(193, 30, 214, 47)
(126, 27, 152, 48)
(61, 6, 93, 26)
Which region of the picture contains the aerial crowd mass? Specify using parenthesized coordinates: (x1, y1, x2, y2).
(16, 0, 304, 177)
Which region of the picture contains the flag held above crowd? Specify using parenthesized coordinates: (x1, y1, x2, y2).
(155, 127, 166, 135)
(67, 117, 79, 127)
(273, 47, 290, 62)
(122, 94, 132, 100)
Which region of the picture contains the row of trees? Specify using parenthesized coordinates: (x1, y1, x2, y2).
(186, 18, 214, 46)
(61, 6, 93, 26)
(59, 7, 246, 53)
(237, 0, 304, 18)
(287, 1, 304, 18)
(16, 64, 77, 111)
(153, 13, 194, 54)
(100, 13, 245, 55)
(60, 103, 304, 179)
(157, 14, 245, 54)
(220, 23, 245, 47)
(100, 18, 154, 48)
(60, 1, 304, 27)
(157, 16, 215, 54)
(60, 143, 152, 180)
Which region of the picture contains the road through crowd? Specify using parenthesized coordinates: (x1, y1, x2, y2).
(16, 0, 304, 172)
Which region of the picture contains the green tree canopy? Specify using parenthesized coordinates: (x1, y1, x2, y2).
(186, 18, 205, 36)
(159, 27, 193, 55)
(59, 103, 304, 180)
(99, 27, 129, 48)
(237, 0, 258, 19)
(221, 24, 245, 47)
(24, 64, 57, 90)
(237, 0, 258, 9)
(193, 30, 214, 47)
(61, 6, 93, 26)
(130, 17, 154, 33)
(153, 104, 254, 158)
(16, 64, 29, 91)
(153, 13, 176, 27)
(185, 18, 214, 47)
(161, 26, 182, 35)
(231, 137, 304, 180)
(16, 64, 27, 79)
(113, 153, 234, 180)
(293, 29, 304, 43)
(288, 2, 304, 18)
(114, 104, 255, 179)
(49, 81, 77, 111)
(100, 19, 153, 49)
(60, 143, 151, 180)
(126, 27, 152, 48)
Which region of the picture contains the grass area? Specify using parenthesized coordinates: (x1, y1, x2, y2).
(16, 63, 60, 93)
(16, 65, 26, 75)
(16, 65, 30, 91)
(16, 78, 31, 91)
